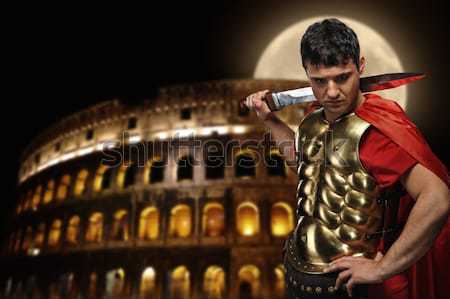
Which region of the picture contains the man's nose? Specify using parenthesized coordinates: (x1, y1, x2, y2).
(326, 81, 340, 99)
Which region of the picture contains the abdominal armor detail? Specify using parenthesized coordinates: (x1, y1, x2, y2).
(287, 108, 389, 274)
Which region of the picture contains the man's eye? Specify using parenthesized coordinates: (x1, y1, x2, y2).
(314, 78, 326, 84)
(335, 74, 349, 83)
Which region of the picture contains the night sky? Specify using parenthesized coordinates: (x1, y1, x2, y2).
(3, 0, 449, 240)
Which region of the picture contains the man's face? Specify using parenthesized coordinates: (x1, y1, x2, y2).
(305, 58, 364, 121)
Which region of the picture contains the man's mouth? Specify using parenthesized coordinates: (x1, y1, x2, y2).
(326, 101, 344, 106)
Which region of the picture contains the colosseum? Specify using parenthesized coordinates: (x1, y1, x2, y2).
(1, 79, 309, 299)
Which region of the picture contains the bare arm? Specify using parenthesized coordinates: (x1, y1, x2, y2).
(325, 163, 450, 297)
(377, 163, 450, 278)
(245, 90, 297, 172)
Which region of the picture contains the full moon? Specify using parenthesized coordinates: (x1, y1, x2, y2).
(254, 16, 408, 108)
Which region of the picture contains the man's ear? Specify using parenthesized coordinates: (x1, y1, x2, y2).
(359, 57, 366, 74)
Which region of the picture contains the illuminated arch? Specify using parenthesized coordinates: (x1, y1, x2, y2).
(34, 222, 46, 248)
(105, 268, 126, 298)
(169, 204, 192, 238)
(43, 180, 55, 204)
(238, 265, 261, 299)
(203, 266, 226, 299)
(274, 265, 285, 299)
(74, 169, 89, 196)
(63, 272, 78, 299)
(21, 226, 33, 251)
(66, 215, 81, 245)
(85, 212, 103, 243)
(117, 163, 138, 189)
(93, 165, 114, 192)
(48, 219, 62, 247)
(111, 209, 129, 241)
(235, 149, 257, 177)
(87, 272, 98, 298)
(266, 149, 286, 177)
(138, 207, 159, 240)
(170, 266, 190, 299)
(202, 203, 225, 237)
(140, 267, 156, 299)
(144, 157, 165, 184)
(56, 174, 71, 201)
(236, 202, 260, 237)
(14, 230, 23, 252)
(24, 190, 33, 211)
(271, 202, 294, 237)
(31, 185, 42, 210)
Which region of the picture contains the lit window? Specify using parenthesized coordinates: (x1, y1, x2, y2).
(238, 265, 261, 299)
(139, 207, 159, 240)
(169, 205, 192, 238)
(236, 202, 260, 237)
(203, 266, 225, 299)
(271, 203, 294, 237)
(202, 203, 225, 237)
(170, 266, 190, 299)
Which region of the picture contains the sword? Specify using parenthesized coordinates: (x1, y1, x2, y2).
(241, 72, 425, 112)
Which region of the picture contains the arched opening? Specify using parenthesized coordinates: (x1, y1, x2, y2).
(203, 266, 225, 299)
(140, 267, 156, 299)
(93, 165, 114, 192)
(87, 272, 98, 299)
(266, 150, 286, 177)
(32, 185, 42, 210)
(145, 158, 165, 184)
(271, 202, 294, 237)
(56, 174, 71, 201)
(62, 272, 78, 299)
(238, 265, 261, 299)
(105, 268, 126, 298)
(170, 266, 190, 299)
(235, 150, 256, 177)
(74, 169, 89, 196)
(117, 163, 138, 189)
(169, 204, 192, 238)
(66, 215, 80, 245)
(85, 212, 103, 243)
(25, 276, 41, 299)
(34, 222, 46, 248)
(111, 210, 129, 241)
(202, 203, 225, 237)
(177, 155, 194, 181)
(25, 190, 33, 210)
(22, 226, 33, 251)
(43, 180, 55, 204)
(48, 281, 60, 299)
(48, 219, 62, 247)
(204, 142, 225, 179)
(274, 265, 285, 299)
(12, 230, 21, 252)
(139, 207, 159, 240)
(236, 202, 260, 237)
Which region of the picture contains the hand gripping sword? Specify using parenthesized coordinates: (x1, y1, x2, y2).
(241, 73, 425, 112)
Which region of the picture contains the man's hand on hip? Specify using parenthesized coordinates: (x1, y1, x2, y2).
(323, 252, 385, 297)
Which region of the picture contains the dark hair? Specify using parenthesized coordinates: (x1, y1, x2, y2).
(300, 18, 360, 70)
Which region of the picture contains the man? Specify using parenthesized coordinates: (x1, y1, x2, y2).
(244, 18, 449, 299)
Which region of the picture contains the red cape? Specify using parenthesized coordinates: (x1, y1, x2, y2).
(306, 94, 449, 299)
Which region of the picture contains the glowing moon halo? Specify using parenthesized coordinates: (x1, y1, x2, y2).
(254, 16, 408, 109)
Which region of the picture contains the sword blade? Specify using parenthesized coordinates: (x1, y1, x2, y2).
(268, 72, 425, 111)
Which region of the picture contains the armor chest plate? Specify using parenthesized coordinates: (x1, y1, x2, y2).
(292, 109, 383, 273)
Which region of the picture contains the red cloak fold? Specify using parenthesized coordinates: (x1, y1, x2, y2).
(306, 94, 449, 299)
